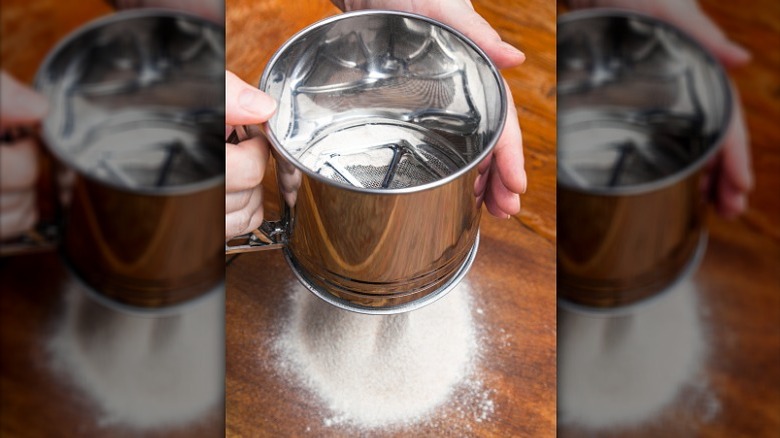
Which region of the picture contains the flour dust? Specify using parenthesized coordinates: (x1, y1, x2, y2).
(271, 279, 496, 431)
(46, 282, 224, 430)
(558, 279, 717, 430)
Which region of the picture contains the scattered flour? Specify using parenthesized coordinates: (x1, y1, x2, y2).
(47, 282, 224, 430)
(274, 279, 492, 430)
(558, 279, 709, 429)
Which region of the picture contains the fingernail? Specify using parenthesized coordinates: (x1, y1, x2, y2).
(722, 193, 747, 220)
(522, 174, 528, 194)
(520, 169, 528, 194)
(730, 42, 751, 62)
(721, 41, 751, 67)
(501, 42, 526, 60)
(239, 88, 276, 116)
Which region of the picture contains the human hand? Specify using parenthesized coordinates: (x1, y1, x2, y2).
(225, 70, 276, 240)
(568, 0, 753, 218)
(0, 71, 47, 240)
(332, 0, 528, 218)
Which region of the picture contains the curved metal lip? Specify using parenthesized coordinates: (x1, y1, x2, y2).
(284, 232, 479, 315)
(557, 9, 733, 197)
(259, 10, 507, 196)
(557, 230, 707, 317)
(33, 9, 225, 197)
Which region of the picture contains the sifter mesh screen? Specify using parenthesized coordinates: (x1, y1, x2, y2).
(297, 120, 467, 189)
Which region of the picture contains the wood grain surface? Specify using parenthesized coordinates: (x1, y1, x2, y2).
(557, 1, 780, 436)
(225, 0, 557, 436)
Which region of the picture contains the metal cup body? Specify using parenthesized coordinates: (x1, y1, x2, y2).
(61, 177, 224, 308)
(558, 172, 705, 308)
(34, 10, 225, 308)
(253, 10, 506, 313)
(279, 157, 482, 310)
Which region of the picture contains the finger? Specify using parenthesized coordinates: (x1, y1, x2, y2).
(716, 179, 747, 219)
(0, 139, 39, 191)
(225, 198, 264, 240)
(492, 82, 527, 195)
(690, 11, 750, 68)
(58, 168, 76, 207)
(477, 152, 493, 174)
(275, 156, 302, 207)
(714, 88, 752, 218)
(0, 197, 37, 239)
(353, 0, 525, 69)
(225, 70, 277, 126)
(117, 0, 224, 23)
(226, 185, 262, 215)
(485, 159, 520, 218)
(474, 168, 489, 198)
(484, 193, 507, 218)
(719, 86, 753, 193)
(426, 0, 525, 69)
(0, 190, 34, 211)
(0, 71, 48, 128)
(225, 135, 270, 192)
(670, 5, 751, 68)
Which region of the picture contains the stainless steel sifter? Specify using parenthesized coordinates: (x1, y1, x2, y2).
(226, 10, 507, 314)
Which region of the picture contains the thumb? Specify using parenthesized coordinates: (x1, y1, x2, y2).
(225, 70, 277, 126)
(0, 71, 48, 128)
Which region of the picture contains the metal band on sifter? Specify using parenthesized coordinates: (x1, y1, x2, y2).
(283, 233, 480, 315)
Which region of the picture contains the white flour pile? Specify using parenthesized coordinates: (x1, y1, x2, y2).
(558, 279, 710, 429)
(47, 282, 224, 429)
(274, 279, 488, 429)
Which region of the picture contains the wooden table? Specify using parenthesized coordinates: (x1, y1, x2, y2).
(556, 1, 780, 436)
(225, 0, 557, 436)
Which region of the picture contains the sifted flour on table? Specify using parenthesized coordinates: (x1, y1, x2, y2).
(47, 282, 224, 429)
(273, 279, 492, 430)
(558, 278, 713, 430)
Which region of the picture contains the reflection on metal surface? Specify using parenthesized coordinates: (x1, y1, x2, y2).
(557, 11, 731, 308)
(285, 232, 480, 315)
(37, 11, 224, 191)
(32, 11, 225, 308)
(263, 11, 501, 191)
(281, 162, 482, 310)
(226, 11, 506, 314)
(298, 120, 467, 190)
